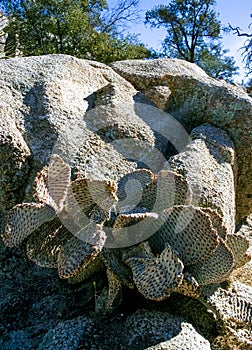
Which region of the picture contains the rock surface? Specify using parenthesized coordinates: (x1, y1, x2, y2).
(125, 309, 211, 350)
(167, 123, 236, 234)
(0, 55, 251, 349)
(110, 58, 252, 222)
(0, 55, 186, 232)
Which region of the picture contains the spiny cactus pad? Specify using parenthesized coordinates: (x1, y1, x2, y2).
(58, 227, 105, 279)
(226, 233, 251, 269)
(33, 166, 51, 205)
(139, 170, 192, 212)
(67, 178, 117, 214)
(109, 211, 159, 247)
(2, 203, 56, 247)
(95, 268, 123, 315)
(101, 248, 134, 288)
(174, 272, 200, 298)
(64, 178, 118, 234)
(188, 239, 235, 285)
(122, 241, 155, 261)
(117, 169, 154, 210)
(26, 219, 71, 268)
(1, 152, 251, 318)
(33, 154, 71, 211)
(125, 245, 184, 301)
(149, 205, 219, 265)
(105, 268, 123, 314)
(67, 255, 104, 284)
(47, 154, 71, 211)
(200, 207, 228, 240)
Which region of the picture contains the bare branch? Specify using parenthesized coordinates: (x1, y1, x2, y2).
(228, 24, 252, 38)
(101, 0, 141, 34)
(229, 19, 252, 75)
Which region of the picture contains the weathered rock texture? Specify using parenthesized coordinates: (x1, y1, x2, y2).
(166, 123, 236, 234)
(110, 58, 252, 221)
(0, 55, 252, 349)
(0, 54, 173, 232)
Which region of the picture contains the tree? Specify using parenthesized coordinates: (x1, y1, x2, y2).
(101, 0, 141, 35)
(145, 0, 238, 81)
(0, 0, 150, 62)
(198, 43, 238, 80)
(229, 14, 252, 76)
(244, 78, 252, 94)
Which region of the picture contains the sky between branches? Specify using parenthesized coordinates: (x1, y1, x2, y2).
(107, 0, 251, 83)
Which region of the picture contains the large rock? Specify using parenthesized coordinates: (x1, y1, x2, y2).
(124, 309, 211, 350)
(0, 54, 177, 232)
(0, 55, 251, 350)
(19, 309, 212, 350)
(166, 124, 236, 234)
(110, 58, 252, 221)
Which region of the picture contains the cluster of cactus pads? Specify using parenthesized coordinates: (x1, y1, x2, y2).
(1, 150, 250, 314)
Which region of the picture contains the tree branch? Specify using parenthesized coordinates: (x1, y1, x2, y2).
(101, 0, 141, 34)
(229, 24, 252, 37)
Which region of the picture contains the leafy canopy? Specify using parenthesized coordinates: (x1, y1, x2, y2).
(0, 0, 150, 63)
(145, 0, 238, 81)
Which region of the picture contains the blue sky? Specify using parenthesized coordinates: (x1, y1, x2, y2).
(108, 0, 251, 83)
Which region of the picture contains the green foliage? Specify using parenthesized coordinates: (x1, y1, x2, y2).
(245, 78, 252, 94)
(0, 0, 150, 62)
(92, 33, 150, 64)
(199, 44, 238, 81)
(145, 0, 238, 81)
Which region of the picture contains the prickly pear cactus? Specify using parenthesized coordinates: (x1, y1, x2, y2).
(1, 125, 251, 332)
